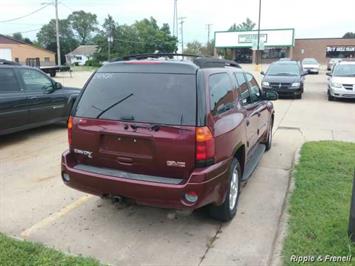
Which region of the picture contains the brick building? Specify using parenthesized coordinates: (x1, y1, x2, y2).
(293, 38, 355, 64)
(0, 34, 55, 66)
(214, 29, 355, 65)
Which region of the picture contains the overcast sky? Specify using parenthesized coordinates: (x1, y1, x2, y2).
(0, 0, 354, 44)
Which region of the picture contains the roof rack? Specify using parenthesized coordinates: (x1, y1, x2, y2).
(192, 58, 241, 69)
(119, 53, 200, 61)
(0, 59, 20, 65)
(114, 53, 241, 69)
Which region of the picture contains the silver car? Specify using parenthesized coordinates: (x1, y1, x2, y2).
(327, 61, 355, 101)
(327, 58, 342, 71)
(302, 58, 320, 74)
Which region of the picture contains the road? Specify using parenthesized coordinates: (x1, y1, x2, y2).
(1, 68, 355, 266)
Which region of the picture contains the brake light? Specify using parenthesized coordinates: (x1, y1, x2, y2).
(195, 127, 215, 167)
(67, 116, 73, 146)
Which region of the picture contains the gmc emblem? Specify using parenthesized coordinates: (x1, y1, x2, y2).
(166, 161, 186, 168)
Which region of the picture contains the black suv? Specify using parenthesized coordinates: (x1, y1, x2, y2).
(0, 60, 80, 135)
(261, 61, 307, 99)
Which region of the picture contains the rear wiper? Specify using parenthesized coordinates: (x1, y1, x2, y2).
(96, 93, 134, 119)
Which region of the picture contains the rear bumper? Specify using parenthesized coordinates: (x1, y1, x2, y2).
(61, 150, 230, 210)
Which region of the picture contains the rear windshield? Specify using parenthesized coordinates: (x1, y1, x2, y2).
(75, 72, 197, 126)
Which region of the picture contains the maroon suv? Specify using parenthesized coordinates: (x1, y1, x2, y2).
(61, 55, 277, 221)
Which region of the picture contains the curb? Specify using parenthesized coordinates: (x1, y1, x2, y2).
(270, 146, 302, 266)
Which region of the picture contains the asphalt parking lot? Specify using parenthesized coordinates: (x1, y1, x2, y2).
(1, 67, 355, 266)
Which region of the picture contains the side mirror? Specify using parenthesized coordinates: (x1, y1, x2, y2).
(326, 72, 332, 77)
(260, 71, 265, 75)
(264, 90, 278, 101)
(55, 82, 63, 89)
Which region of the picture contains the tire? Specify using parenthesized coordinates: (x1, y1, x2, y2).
(328, 91, 335, 101)
(263, 120, 273, 151)
(50, 71, 56, 77)
(296, 93, 302, 99)
(209, 158, 241, 222)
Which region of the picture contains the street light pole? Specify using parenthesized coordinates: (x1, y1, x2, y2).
(256, 0, 262, 66)
(55, 0, 61, 66)
(179, 17, 186, 53)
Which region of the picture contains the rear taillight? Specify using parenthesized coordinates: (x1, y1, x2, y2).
(195, 127, 215, 167)
(67, 116, 73, 146)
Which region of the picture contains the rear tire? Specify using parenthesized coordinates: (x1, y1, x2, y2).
(263, 120, 273, 151)
(209, 158, 241, 222)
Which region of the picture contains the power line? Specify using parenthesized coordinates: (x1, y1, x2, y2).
(0, 4, 50, 23)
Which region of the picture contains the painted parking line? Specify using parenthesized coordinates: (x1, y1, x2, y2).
(21, 194, 92, 238)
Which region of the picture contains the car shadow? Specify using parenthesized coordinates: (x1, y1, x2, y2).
(0, 124, 66, 149)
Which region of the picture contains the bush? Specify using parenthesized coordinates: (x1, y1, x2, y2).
(85, 59, 101, 67)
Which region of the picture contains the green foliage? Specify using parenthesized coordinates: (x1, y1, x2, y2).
(229, 18, 256, 31)
(283, 141, 355, 266)
(343, 32, 355, 38)
(68, 11, 98, 44)
(11, 32, 32, 44)
(36, 19, 79, 64)
(0, 233, 101, 265)
(94, 16, 178, 61)
(84, 59, 101, 67)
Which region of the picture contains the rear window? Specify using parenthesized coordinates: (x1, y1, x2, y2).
(75, 72, 196, 126)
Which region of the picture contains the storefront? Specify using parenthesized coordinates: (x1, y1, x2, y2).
(214, 28, 295, 63)
(293, 38, 355, 65)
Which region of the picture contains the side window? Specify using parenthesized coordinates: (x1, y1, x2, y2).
(234, 72, 251, 105)
(209, 73, 235, 115)
(19, 69, 53, 92)
(245, 73, 262, 103)
(0, 68, 20, 93)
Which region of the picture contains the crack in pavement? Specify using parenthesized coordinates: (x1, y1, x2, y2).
(198, 223, 223, 266)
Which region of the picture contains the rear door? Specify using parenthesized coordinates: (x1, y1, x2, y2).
(19, 68, 55, 124)
(208, 71, 239, 162)
(0, 68, 28, 133)
(72, 71, 197, 180)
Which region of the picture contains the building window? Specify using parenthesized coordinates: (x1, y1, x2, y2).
(14, 58, 19, 63)
(326, 46, 355, 59)
(44, 57, 50, 62)
(262, 47, 288, 59)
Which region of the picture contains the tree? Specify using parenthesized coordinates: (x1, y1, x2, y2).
(68, 10, 98, 44)
(343, 32, 355, 38)
(36, 19, 79, 64)
(11, 32, 32, 44)
(184, 41, 204, 55)
(93, 16, 178, 61)
(229, 18, 256, 31)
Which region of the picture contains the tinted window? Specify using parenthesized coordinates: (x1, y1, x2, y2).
(209, 73, 235, 115)
(267, 63, 300, 76)
(235, 72, 251, 105)
(0, 68, 20, 93)
(246, 73, 261, 103)
(75, 72, 196, 126)
(20, 69, 53, 91)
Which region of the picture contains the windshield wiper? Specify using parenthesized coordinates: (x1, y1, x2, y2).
(96, 93, 134, 119)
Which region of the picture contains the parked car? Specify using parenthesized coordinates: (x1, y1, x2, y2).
(302, 58, 320, 74)
(327, 58, 342, 71)
(61, 54, 277, 221)
(261, 60, 307, 99)
(0, 60, 80, 135)
(327, 61, 355, 101)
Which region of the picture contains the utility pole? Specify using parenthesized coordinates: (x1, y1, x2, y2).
(206, 24, 213, 55)
(179, 17, 186, 53)
(55, 0, 61, 66)
(256, 0, 262, 66)
(172, 0, 178, 38)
